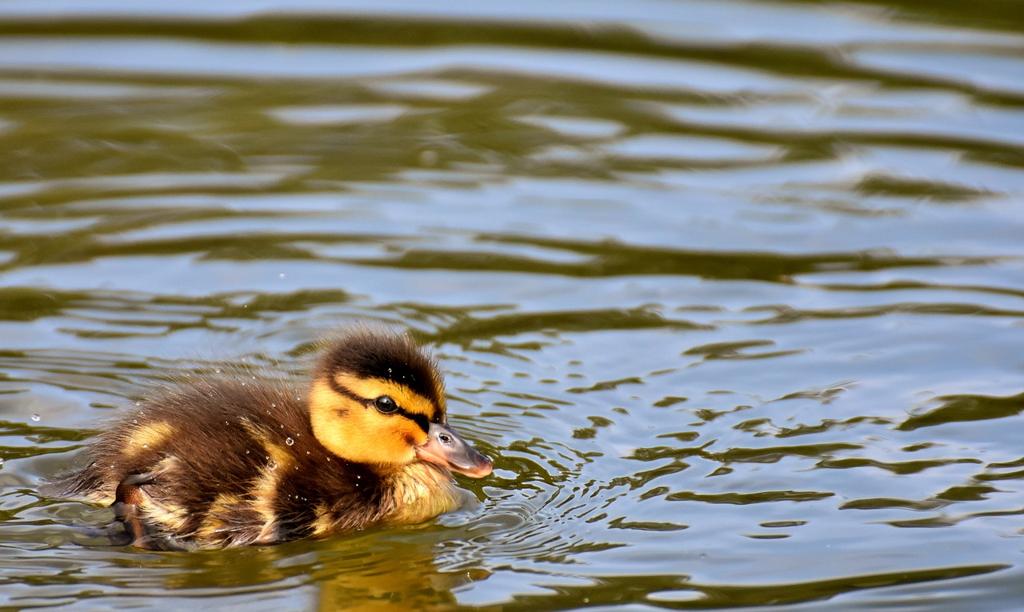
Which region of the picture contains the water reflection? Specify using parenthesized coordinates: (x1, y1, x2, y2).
(1, 0, 1023, 608)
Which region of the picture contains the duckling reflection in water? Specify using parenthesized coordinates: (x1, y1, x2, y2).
(52, 328, 493, 550)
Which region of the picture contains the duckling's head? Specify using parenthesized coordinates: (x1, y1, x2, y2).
(309, 328, 492, 478)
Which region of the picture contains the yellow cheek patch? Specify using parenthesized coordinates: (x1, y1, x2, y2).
(334, 374, 440, 420)
(391, 420, 429, 448)
(123, 421, 174, 458)
(309, 379, 419, 466)
(309, 382, 343, 420)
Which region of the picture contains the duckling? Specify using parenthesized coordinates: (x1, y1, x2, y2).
(53, 328, 492, 550)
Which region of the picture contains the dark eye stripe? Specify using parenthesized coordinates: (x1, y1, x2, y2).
(395, 407, 430, 434)
(328, 378, 363, 403)
(328, 378, 430, 433)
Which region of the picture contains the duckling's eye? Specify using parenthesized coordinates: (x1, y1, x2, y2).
(374, 395, 398, 414)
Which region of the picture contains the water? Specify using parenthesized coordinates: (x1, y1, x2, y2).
(1, 1, 1024, 608)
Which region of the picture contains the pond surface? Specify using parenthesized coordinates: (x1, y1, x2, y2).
(2, 0, 1024, 608)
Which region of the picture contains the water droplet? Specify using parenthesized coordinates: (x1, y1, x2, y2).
(30, 414, 40, 422)
(271, 403, 277, 408)
(245, 450, 250, 455)
(215, 368, 222, 374)
(132, 419, 139, 425)
(285, 437, 294, 446)
(419, 149, 438, 166)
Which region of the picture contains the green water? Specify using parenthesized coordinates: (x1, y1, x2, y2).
(1, 1, 1024, 608)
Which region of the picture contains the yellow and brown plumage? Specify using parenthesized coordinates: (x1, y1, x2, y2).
(54, 328, 492, 550)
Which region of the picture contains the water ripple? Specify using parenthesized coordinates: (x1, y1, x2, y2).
(1, 1, 1023, 609)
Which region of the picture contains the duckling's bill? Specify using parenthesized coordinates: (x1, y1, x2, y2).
(416, 422, 492, 478)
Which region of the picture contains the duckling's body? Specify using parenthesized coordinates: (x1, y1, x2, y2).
(55, 330, 491, 550)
